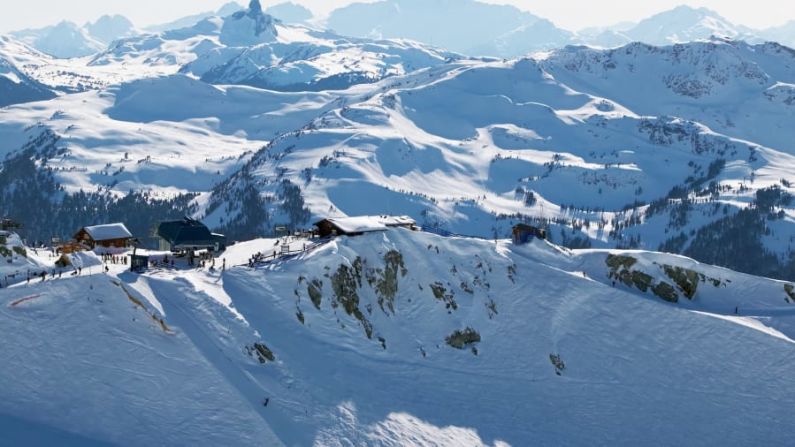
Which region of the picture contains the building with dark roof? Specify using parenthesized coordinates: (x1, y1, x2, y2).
(512, 224, 547, 245)
(157, 218, 227, 252)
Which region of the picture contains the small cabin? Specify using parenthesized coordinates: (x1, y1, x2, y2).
(74, 223, 133, 249)
(314, 215, 417, 238)
(157, 218, 226, 252)
(512, 224, 546, 245)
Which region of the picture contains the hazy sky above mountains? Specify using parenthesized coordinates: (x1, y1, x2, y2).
(1, 0, 793, 32)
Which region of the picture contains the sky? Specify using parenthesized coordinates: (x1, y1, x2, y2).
(1, 0, 793, 33)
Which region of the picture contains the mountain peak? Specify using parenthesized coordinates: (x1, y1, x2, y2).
(220, 0, 279, 46)
(624, 3, 752, 45)
(86, 14, 137, 44)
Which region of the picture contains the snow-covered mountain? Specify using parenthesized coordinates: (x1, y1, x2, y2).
(622, 5, 758, 46)
(11, 21, 107, 58)
(9, 15, 137, 59)
(199, 38, 795, 279)
(0, 33, 172, 91)
(85, 14, 139, 45)
(0, 1, 455, 94)
(2, 229, 794, 445)
(325, 2, 778, 56)
(4, 5, 795, 445)
(539, 39, 795, 150)
(90, 0, 459, 92)
(0, 38, 55, 107)
(326, 0, 573, 57)
(3, 37, 795, 280)
(9, 3, 790, 63)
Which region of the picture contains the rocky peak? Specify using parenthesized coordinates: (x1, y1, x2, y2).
(220, 0, 279, 46)
(249, 0, 263, 15)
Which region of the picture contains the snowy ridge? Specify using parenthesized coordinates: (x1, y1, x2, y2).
(203, 47, 795, 267)
(539, 39, 795, 150)
(2, 229, 794, 445)
(0, 1, 456, 94)
(0, 37, 56, 107)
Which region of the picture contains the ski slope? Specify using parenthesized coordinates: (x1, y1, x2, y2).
(2, 229, 794, 445)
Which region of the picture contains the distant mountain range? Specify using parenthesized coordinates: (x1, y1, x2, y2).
(11, 15, 138, 58)
(328, 1, 791, 56)
(5, 1, 795, 60)
(8, 2, 314, 59)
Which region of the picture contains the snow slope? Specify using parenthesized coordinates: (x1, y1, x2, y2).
(0, 232, 49, 287)
(0, 74, 348, 196)
(540, 39, 795, 151)
(4, 229, 794, 445)
(0, 51, 55, 107)
(0, 275, 281, 446)
(0, 34, 176, 91)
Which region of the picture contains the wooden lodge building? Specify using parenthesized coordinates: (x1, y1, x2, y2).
(314, 215, 417, 238)
(74, 223, 133, 249)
